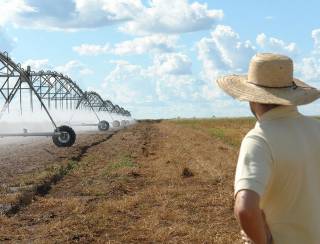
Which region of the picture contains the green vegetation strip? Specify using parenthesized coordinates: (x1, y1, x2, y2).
(172, 118, 256, 147)
(103, 155, 137, 176)
(109, 156, 136, 170)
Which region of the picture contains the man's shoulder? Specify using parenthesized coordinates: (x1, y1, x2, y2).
(301, 115, 320, 126)
(244, 124, 266, 140)
(241, 126, 269, 148)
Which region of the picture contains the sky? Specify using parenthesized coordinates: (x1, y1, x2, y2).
(1, 0, 320, 119)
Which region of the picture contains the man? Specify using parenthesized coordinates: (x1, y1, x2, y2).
(217, 53, 320, 244)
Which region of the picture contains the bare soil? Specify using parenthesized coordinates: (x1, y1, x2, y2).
(0, 121, 245, 243)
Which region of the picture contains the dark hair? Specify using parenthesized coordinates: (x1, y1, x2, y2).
(260, 103, 280, 109)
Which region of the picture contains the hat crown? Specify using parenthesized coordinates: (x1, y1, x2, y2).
(248, 53, 293, 88)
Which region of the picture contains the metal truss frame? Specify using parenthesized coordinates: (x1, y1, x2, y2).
(0, 51, 132, 146)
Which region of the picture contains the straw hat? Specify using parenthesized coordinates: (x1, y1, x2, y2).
(216, 53, 320, 105)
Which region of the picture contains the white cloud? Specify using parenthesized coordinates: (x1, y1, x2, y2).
(120, 0, 223, 35)
(73, 44, 110, 56)
(73, 35, 178, 56)
(0, 0, 26, 52)
(211, 25, 256, 71)
(196, 25, 256, 90)
(201, 83, 223, 101)
(102, 60, 153, 104)
(11, 0, 143, 30)
(256, 33, 298, 56)
(79, 68, 94, 76)
(99, 54, 253, 118)
(196, 26, 303, 102)
(8, 0, 222, 34)
(296, 57, 320, 85)
(101, 56, 203, 105)
(146, 52, 204, 103)
(194, 26, 320, 116)
(55, 60, 94, 77)
(155, 75, 203, 102)
(112, 35, 178, 55)
(295, 29, 320, 88)
(104, 82, 138, 104)
(22, 59, 94, 77)
(311, 29, 320, 53)
(22, 59, 50, 71)
(74, 0, 142, 22)
(0, 0, 35, 26)
(151, 53, 192, 76)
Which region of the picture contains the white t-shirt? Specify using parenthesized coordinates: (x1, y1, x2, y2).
(235, 106, 320, 244)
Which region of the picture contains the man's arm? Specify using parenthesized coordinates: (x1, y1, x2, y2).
(234, 190, 272, 244)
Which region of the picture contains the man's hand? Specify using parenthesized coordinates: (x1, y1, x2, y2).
(241, 224, 273, 244)
(234, 190, 273, 244)
(261, 211, 273, 244)
(241, 230, 254, 244)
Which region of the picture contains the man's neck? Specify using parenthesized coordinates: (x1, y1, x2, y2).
(250, 102, 280, 121)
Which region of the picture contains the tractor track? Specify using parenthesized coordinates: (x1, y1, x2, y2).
(1, 131, 117, 216)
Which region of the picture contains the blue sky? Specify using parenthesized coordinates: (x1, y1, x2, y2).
(1, 0, 320, 119)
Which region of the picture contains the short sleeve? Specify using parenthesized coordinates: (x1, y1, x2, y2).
(234, 134, 273, 198)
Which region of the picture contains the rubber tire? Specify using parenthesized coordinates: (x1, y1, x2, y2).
(98, 120, 110, 131)
(52, 125, 76, 147)
(112, 120, 120, 128)
(121, 120, 126, 126)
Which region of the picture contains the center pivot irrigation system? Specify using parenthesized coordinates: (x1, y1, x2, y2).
(0, 51, 132, 147)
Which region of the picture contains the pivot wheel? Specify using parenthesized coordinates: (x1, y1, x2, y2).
(52, 125, 76, 147)
(112, 120, 120, 128)
(98, 120, 110, 131)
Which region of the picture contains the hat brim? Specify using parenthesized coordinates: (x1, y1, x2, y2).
(216, 75, 320, 105)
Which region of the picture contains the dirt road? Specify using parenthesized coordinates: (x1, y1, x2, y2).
(0, 121, 242, 243)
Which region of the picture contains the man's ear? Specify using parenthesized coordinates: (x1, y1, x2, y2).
(249, 102, 258, 119)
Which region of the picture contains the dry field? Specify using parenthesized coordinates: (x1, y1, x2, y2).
(0, 118, 256, 243)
